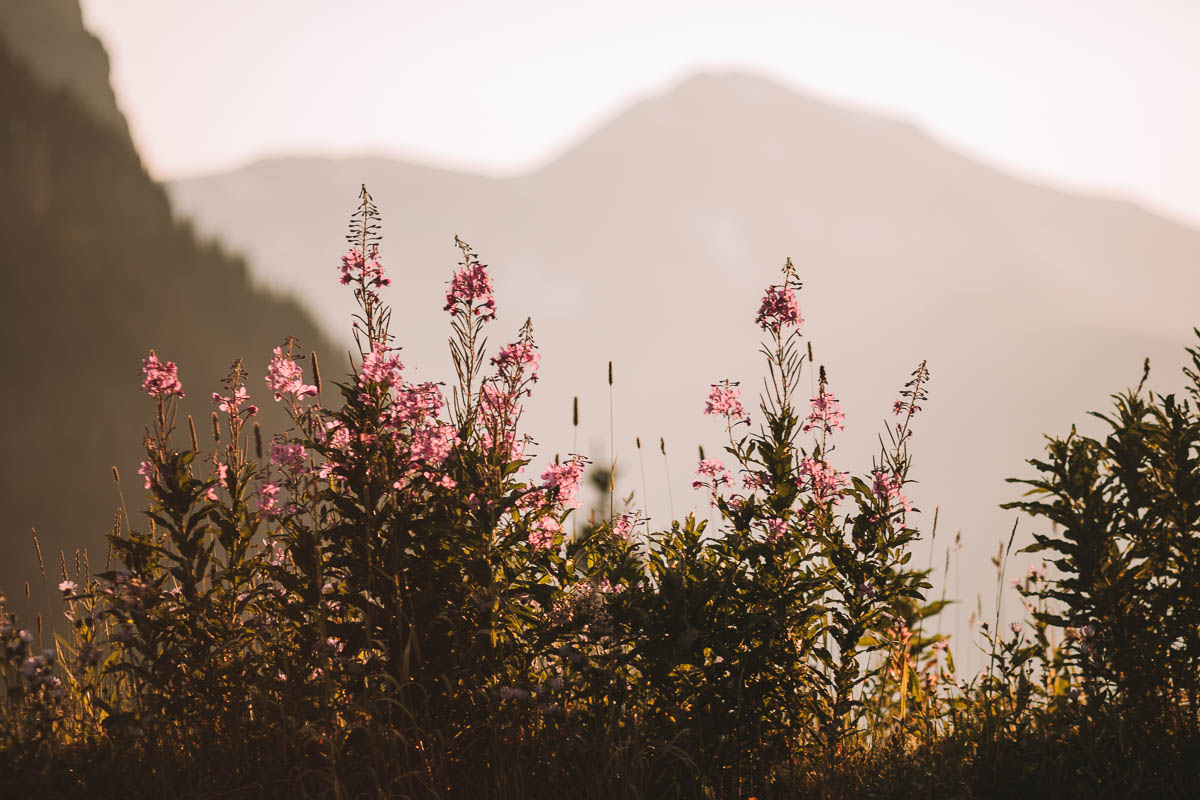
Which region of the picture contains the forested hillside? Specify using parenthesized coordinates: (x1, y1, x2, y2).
(0, 33, 336, 609)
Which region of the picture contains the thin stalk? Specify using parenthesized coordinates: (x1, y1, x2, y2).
(608, 361, 615, 520)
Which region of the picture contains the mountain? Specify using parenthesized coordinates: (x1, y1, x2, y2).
(168, 71, 1200, 642)
(0, 4, 336, 613)
(0, 0, 128, 137)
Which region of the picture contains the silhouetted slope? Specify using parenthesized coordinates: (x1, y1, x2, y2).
(0, 40, 336, 608)
(0, 0, 129, 138)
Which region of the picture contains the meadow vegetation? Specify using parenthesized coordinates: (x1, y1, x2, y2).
(1, 188, 1197, 799)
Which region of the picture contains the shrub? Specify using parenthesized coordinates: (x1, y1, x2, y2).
(7, 186, 1196, 798)
(1005, 344, 1200, 735)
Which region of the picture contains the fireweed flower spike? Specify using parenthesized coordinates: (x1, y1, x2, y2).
(803, 390, 845, 434)
(270, 442, 307, 475)
(756, 285, 802, 332)
(797, 457, 848, 503)
(490, 340, 540, 385)
(529, 516, 561, 551)
(359, 341, 404, 389)
(137, 460, 154, 490)
(694, 458, 734, 508)
(693, 458, 733, 490)
(266, 346, 318, 402)
(764, 517, 788, 543)
(444, 241, 497, 320)
(705, 380, 748, 425)
(340, 245, 391, 289)
(211, 385, 257, 416)
(872, 469, 913, 513)
(541, 455, 588, 510)
(141, 350, 184, 398)
(755, 258, 803, 333)
(612, 512, 641, 541)
(256, 481, 281, 520)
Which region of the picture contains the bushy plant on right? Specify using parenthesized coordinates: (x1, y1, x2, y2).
(1005, 344, 1200, 736)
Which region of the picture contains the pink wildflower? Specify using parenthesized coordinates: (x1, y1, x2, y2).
(742, 471, 769, 490)
(339, 245, 390, 289)
(764, 517, 788, 543)
(797, 458, 848, 502)
(530, 516, 561, 551)
(1010, 622, 1023, 636)
(271, 442, 307, 474)
(265, 347, 317, 402)
(444, 260, 496, 320)
(803, 391, 845, 434)
(892, 398, 905, 415)
(541, 455, 587, 510)
(138, 460, 154, 490)
(391, 382, 444, 427)
(491, 341, 540, 383)
(141, 351, 184, 399)
(872, 470, 913, 513)
(704, 381, 747, 423)
(257, 481, 281, 520)
(597, 578, 624, 595)
(612, 512, 637, 541)
(409, 424, 458, 466)
(693, 458, 733, 490)
(321, 421, 352, 452)
(477, 383, 528, 461)
(216, 461, 229, 489)
(359, 342, 403, 389)
(755, 285, 802, 332)
(212, 385, 258, 417)
(478, 381, 516, 420)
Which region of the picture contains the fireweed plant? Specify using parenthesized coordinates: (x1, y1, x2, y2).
(2, 187, 1197, 799)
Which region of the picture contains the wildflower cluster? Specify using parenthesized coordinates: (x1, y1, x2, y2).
(685, 255, 938, 763)
(140, 351, 184, 398)
(491, 339, 540, 385)
(798, 456, 848, 502)
(754, 258, 803, 332)
(872, 468, 912, 513)
(803, 389, 845, 434)
(8, 188, 1190, 800)
(704, 380, 747, 422)
(266, 345, 318, 402)
(539, 454, 587, 510)
(444, 242, 496, 320)
(339, 244, 390, 288)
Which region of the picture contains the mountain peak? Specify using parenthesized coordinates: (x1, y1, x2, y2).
(668, 69, 799, 99)
(645, 69, 912, 130)
(531, 68, 925, 184)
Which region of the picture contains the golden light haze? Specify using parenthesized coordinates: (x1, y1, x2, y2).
(82, 0, 1200, 225)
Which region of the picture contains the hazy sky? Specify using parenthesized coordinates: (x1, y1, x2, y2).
(81, 0, 1200, 226)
